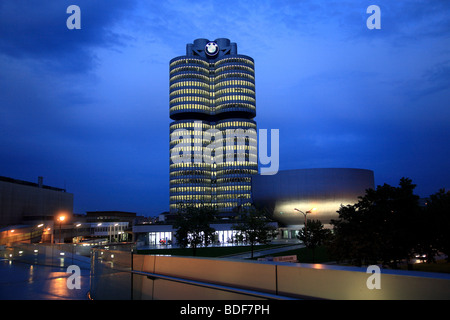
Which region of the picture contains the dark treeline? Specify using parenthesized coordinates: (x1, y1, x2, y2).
(325, 178, 450, 268)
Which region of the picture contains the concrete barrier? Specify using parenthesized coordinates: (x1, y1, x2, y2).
(131, 255, 450, 300)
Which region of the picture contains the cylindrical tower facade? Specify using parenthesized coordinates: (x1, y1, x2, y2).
(214, 57, 256, 118)
(169, 38, 257, 214)
(215, 119, 258, 211)
(169, 120, 212, 211)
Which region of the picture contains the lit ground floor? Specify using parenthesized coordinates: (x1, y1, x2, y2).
(132, 222, 316, 248)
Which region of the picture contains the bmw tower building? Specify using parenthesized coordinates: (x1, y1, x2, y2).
(169, 38, 257, 214)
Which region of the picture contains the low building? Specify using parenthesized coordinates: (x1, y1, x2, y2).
(251, 168, 375, 239)
(0, 176, 73, 228)
(76, 211, 137, 243)
(85, 211, 137, 224)
(0, 176, 74, 244)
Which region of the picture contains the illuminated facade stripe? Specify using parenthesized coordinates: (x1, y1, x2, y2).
(169, 38, 257, 213)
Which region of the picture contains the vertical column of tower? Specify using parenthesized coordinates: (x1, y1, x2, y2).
(214, 56, 257, 213)
(169, 57, 212, 212)
(215, 119, 258, 212)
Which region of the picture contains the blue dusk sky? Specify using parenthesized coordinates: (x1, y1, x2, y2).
(0, 0, 449, 216)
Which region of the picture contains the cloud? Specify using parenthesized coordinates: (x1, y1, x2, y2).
(421, 61, 450, 96)
(0, 0, 137, 73)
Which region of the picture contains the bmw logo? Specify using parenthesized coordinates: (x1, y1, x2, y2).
(205, 42, 219, 56)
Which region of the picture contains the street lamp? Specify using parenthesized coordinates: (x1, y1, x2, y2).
(114, 223, 119, 242)
(294, 207, 317, 230)
(73, 223, 82, 243)
(57, 215, 66, 244)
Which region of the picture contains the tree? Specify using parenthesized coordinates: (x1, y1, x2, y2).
(173, 204, 217, 256)
(232, 206, 278, 258)
(423, 189, 450, 262)
(297, 219, 331, 263)
(328, 177, 422, 268)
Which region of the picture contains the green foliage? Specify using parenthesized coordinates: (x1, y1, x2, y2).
(173, 204, 217, 256)
(423, 189, 450, 262)
(297, 219, 332, 263)
(232, 206, 278, 258)
(327, 178, 450, 268)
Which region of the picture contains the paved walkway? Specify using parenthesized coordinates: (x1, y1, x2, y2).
(0, 258, 90, 300)
(220, 244, 305, 259)
(0, 243, 304, 299)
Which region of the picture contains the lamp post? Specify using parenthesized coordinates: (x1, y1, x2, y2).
(57, 215, 66, 244)
(73, 223, 82, 243)
(294, 207, 317, 231)
(114, 223, 119, 242)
